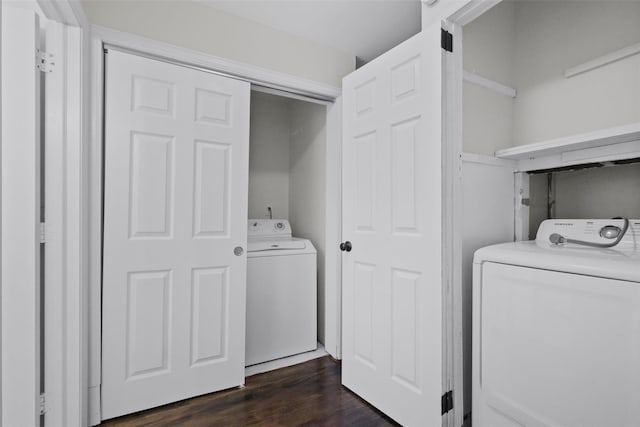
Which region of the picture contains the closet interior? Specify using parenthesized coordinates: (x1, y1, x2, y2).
(459, 0, 640, 419)
(248, 90, 328, 348)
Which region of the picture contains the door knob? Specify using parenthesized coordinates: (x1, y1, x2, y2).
(234, 246, 244, 256)
(339, 241, 352, 252)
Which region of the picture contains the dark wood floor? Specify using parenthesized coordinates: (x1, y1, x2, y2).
(101, 356, 399, 427)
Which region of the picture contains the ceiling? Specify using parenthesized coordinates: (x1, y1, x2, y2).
(196, 0, 422, 63)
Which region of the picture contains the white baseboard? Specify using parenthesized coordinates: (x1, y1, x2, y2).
(245, 343, 328, 377)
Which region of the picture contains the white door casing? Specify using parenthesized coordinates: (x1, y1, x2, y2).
(341, 27, 444, 426)
(102, 50, 250, 419)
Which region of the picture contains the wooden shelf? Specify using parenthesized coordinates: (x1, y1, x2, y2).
(495, 122, 640, 160)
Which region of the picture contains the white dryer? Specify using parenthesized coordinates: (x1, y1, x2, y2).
(473, 219, 640, 427)
(245, 219, 317, 366)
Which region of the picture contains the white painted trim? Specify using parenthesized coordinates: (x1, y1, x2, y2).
(63, 25, 86, 427)
(463, 70, 516, 98)
(443, 3, 510, 425)
(244, 343, 328, 377)
(44, 19, 87, 427)
(514, 139, 640, 173)
(560, 139, 640, 164)
(44, 20, 66, 427)
(37, 0, 86, 27)
(461, 152, 515, 168)
(495, 122, 640, 160)
(251, 85, 330, 106)
(67, 0, 89, 28)
(88, 26, 343, 422)
(92, 25, 340, 101)
(1, 7, 41, 426)
(441, 20, 465, 427)
(514, 172, 530, 242)
(88, 386, 100, 426)
(565, 41, 640, 78)
(0, 3, 3, 420)
(88, 35, 104, 427)
(448, 0, 501, 27)
(324, 97, 343, 360)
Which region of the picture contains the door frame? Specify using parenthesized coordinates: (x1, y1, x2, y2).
(2, 1, 89, 426)
(438, 1, 504, 426)
(87, 25, 343, 424)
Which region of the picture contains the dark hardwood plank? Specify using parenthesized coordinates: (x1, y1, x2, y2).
(101, 356, 399, 427)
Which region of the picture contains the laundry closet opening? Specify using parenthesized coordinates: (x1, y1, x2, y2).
(455, 0, 640, 422)
(99, 48, 338, 420)
(246, 89, 329, 367)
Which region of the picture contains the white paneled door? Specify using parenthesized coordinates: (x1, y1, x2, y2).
(102, 50, 250, 419)
(341, 27, 444, 426)
(1, 6, 42, 426)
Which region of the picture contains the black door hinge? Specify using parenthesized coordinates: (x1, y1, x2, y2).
(441, 29, 453, 53)
(441, 390, 453, 415)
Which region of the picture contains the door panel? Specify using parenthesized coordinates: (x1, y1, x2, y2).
(1, 6, 42, 426)
(342, 26, 443, 426)
(126, 270, 171, 379)
(102, 50, 250, 419)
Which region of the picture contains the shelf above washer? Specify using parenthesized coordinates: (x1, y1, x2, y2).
(495, 122, 640, 160)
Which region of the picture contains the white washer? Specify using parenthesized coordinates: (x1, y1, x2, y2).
(246, 219, 317, 366)
(473, 219, 640, 427)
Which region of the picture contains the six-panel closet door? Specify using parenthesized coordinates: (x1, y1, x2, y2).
(102, 50, 250, 419)
(341, 26, 444, 426)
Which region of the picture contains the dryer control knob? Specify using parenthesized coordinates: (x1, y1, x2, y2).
(599, 225, 621, 239)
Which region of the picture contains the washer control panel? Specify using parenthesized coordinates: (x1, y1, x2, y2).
(536, 218, 639, 248)
(248, 219, 292, 238)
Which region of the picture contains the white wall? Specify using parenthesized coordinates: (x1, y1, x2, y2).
(462, 1, 515, 155)
(288, 100, 327, 344)
(512, 1, 640, 146)
(463, 0, 640, 152)
(81, 0, 355, 87)
(461, 158, 514, 419)
(248, 92, 291, 220)
(528, 163, 640, 224)
(248, 91, 327, 343)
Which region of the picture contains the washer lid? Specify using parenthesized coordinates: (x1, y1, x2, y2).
(474, 240, 640, 282)
(247, 238, 306, 252)
(474, 219, 640, 282)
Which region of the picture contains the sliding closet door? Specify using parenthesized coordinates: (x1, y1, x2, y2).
(102, 50, 250, 419)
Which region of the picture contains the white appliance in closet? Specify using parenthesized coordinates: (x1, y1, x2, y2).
(245, 219, 317, 366)
(456, 1, 640, 422)
(473, 219, 640, 427)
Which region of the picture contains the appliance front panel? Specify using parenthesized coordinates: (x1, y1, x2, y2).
(475, 262, 640, 427)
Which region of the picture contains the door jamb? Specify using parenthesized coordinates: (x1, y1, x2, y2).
(324, 98, 343, 359)
(441, 17, 464, 427)
(440, 2, 503, 426)
(43, 20, 87, 427)
(3, 1, 89, 426)
(88, 26, 343, 424)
